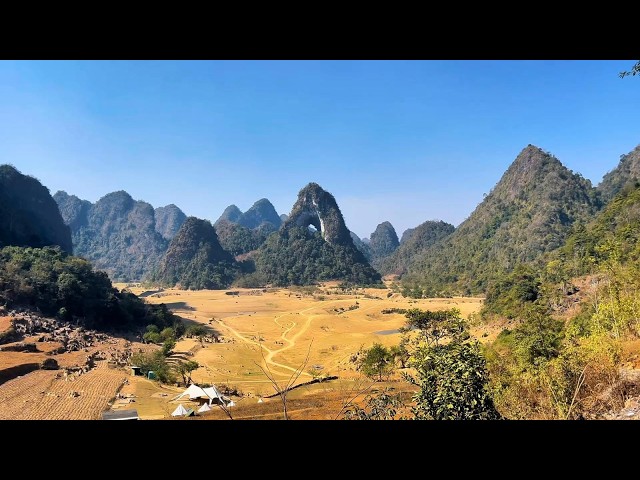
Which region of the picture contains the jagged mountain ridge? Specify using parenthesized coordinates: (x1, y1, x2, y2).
(215, 199, 282, 231)
(54, 190, 180, 282)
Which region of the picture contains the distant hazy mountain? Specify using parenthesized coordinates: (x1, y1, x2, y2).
(155, 204, 187, 241)
(350, 231, 371, 260)
(216, 204, 243, 225)
(255, 183, 381, 286)
(280, 213, 289, 223)
(152, 217, 236, 289)
(54, 190, 170, 282)
(238, 198, 282, 230)
(0, 165, 72, 253)
(215, 199, 282, 232)
(368, 221, 399, 271)
(598, 144, 640, 204)
(401, 145, 601, 295)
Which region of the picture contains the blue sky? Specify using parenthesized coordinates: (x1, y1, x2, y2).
(1, 60, 638, 239)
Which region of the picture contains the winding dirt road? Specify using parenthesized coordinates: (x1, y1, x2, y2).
(217, 299, 379, 380)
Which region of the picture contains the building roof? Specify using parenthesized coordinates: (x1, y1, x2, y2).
(102, 409, 140, 420)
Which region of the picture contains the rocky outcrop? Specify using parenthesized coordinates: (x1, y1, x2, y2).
(368, 221, 399, 270)
(54, 190, 170, 281)
(282, 182, 352, 246)
(0, 165, 72, 253)
(238, 198, 282, 230)
(256, 183, 381, 286)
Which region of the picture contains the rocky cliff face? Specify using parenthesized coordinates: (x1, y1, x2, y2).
(54, 190, 169, 281)
(0, 165, 72, 253)
(368, 221, 399, 270)
(282, 183, 353, 246)
(256, 183, 381, 286)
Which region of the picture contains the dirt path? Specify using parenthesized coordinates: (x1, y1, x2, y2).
(217, 299, 348, 379)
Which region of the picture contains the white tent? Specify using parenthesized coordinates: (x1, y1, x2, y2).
(197, 403, 212, 413)
(173, 384, 227, 405)
(171, 404, 189, 417)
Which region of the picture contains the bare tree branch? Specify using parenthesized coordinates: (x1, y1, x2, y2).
(254, 339, 313, 420)
(333, 375, 375, 420)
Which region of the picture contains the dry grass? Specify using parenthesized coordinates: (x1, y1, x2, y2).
(0, 365, 127, 420)
(114, 282, 483, 419)
(0, 283, 482, 420)
(0, 316, 11, 333)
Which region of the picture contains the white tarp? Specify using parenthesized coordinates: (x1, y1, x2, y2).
(171, 404, 189, 417)
(197, 403, 212, 413)
(173, 384, 226, 404)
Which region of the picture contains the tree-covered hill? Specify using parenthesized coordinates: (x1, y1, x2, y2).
(368, 221, 400, 271)
(54, 190, 172, 282)
(0, 165, 72, 253)
(400, 145, 601, 295)
(0, 245, 179, 331)
(214, 219, 271, 257)
(154, 204, 187, 241)
(382, 220, 455, 276)
(255, 183, 381, 286)
(598, 144, 640, 204)
(151, 217, 236, 290)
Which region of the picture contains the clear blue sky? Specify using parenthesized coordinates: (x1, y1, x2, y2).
(1, 60, 638, 239)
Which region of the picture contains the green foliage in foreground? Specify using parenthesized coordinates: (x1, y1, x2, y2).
(344, 389, 403, 420)
(0, 245, 180, 331)
(403, 308, 500, 420)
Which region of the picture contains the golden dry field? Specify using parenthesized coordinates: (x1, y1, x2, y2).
(114, 282, 485, 419)
(0, 283, 485, 420)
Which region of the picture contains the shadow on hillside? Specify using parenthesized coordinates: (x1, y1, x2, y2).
(138, 289, 164, 298)
(162, 302, 195, 311)
(174, 315, 222, 338)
